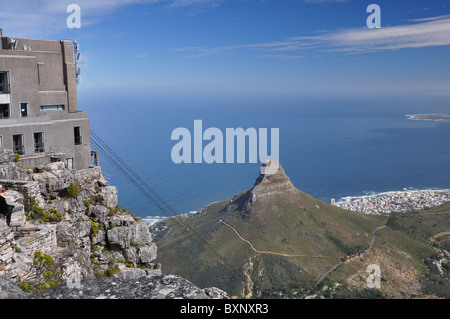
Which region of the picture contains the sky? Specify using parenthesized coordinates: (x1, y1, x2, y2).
(1, 0, 450, 98)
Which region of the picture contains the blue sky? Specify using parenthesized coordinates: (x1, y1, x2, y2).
(1, 0, 450, 98)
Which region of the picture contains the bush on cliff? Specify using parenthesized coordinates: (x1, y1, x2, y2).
(63, 182, 82, 198)
(19, 251, 63, 294)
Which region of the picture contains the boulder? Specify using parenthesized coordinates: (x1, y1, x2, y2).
(9, 205, 25, 227)
(107, 221, 153, 250)
(88, 205, 109, 224)
(100, 186, 118, 208)
(0, 276, 29, 299)
(0, 148, 15, 164)
(137, 243, 157, 264)
(107, 226, 132, 249)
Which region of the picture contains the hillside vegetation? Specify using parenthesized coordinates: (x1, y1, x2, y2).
(152, 162, 449, 299)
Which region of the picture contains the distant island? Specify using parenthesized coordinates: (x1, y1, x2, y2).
(406, 113, 450, 121)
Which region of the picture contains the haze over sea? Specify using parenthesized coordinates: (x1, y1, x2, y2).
(79, 93, 450, 223)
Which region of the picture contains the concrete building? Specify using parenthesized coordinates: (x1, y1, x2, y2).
(0, 29, 91, 170)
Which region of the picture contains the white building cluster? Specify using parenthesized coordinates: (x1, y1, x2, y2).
(335, 190, 450, 215)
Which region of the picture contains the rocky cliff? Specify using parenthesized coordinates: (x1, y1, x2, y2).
(247, 160, 299, 204)
(0, 148, 227, 299)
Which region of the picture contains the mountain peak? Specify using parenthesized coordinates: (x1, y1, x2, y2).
(249, 160, 297, 203)
(254, 160, 288, 185)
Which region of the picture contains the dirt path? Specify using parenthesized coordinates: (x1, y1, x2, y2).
(220, 220, 332, 259)
(314, 224, 387, 286)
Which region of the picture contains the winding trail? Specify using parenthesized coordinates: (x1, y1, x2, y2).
(314, 224, 387, 286)
(220, 218, 387, 297)
(219, 220, 333, 259)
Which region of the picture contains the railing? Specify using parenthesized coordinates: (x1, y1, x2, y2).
(0, 83, 10, 94)
(13, 145, 25, 155)
(34, 143, 45, 153)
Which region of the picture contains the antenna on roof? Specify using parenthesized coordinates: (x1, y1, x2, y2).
(73, 40, 81, 86)
(11, 38, 17, 50)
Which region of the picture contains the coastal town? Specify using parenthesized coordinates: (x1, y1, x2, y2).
(334, 189, 450, 215)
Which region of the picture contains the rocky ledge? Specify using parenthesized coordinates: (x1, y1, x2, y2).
(30, 274, 227, 299)
(0, 274, 228, 299)
(0, 147, 228, 299)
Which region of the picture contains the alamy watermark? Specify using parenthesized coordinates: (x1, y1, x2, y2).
(64, 263, 82, 289)
(366, 264, 381, 289)
(367, 4, 381, 29)
(171, 120, 280, 174)
(67, 4, 81, 29)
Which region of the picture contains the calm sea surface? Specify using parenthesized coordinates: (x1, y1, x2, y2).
(78, 93, 450, 221)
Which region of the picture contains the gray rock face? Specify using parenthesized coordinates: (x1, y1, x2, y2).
(0, 276, 29, 299)
(0, 153, 227, 300)
(88, 205, 109, 224)
(107, 220, 153, 249)
(27, 274, 229, 299)
(0, 148, 15, 164)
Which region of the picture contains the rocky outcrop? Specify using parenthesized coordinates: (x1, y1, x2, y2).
(0, 273, 228, 299)
(243, 160, 300, 212)
(0, 148, 29, 181)
(22, 161, 159, 281)
(0, 275, 28, 299)
(251, 161, 296, 198)
(27, 274, 228, 299)
(0, 147, 227, 299)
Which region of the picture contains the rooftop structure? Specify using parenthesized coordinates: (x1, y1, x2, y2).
(0, 28, 91, 170)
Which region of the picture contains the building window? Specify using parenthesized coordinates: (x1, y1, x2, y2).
(34, 132, 45, 153)
(40, 105, 64, 111)
(12, 134, 24, 155)
(0, 136, 2, 148)
(74, 126, 82, 145)
(0, 72, 10, 94)
(0, 104, 9, 119)
(21, 103, 28, 117)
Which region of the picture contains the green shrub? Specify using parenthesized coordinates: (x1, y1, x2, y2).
(19, 251, 63, 293)
(108, 206, 122, 217)
(91, 194, 104, 204)
(65, 182, 82, 198)
(90, 220, 99, 237)
(19, 281, 36, 294)
(44, 209, 64, 223)
(23, 195, 38, 214)
(103, 264, 120, 278)
(13, 153, 20, 162)
(27, 206, 64, 223)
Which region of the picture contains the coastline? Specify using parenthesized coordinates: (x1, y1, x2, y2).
(336, 187, 450, 204)
(145, 187, 450, 225)
(335, 187, 450, 215)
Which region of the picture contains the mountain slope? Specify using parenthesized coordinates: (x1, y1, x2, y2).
(325, 203, 450, 299)
(152, 161, 387, 298)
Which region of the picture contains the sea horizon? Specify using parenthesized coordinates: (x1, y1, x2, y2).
(79, 93, 450, 221)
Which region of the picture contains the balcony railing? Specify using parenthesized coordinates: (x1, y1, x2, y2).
(0, 83, 10, 94)
(13, 145, 25, 155)
(34, 143, 45, 153)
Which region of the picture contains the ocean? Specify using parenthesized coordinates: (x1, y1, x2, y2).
(78, 92, 450, 223)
